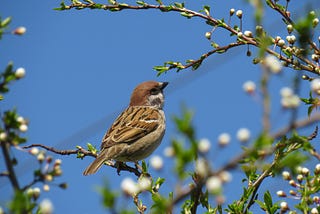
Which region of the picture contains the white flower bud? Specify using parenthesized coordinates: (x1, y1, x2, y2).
(315, 163, 320, 174)
(280, 87, 293, 98)
(281, 94, 300, 109)
(198, 138, 211, 153)
(19, 124, 28, 132)
(280, 201, 289, 211)
(219, 171, 232, 183)
(313, 196, 320, 203)
(206, 176, 222, 193)
(243, 81, 256, 94)
(287, 24, 293, 33)
(30, 147, 39, 156)
(237, 32, 243, 38)
(244, 30, 253, 37)
(15, 67, 26, 79)
(138, 177, 151, 191)
(297, 174, 304, 182)
(282, 171, 291, 180)
(45, 174, 53, 182)
(311, 208, 319, 214)
(218, 133, 231, 146)
(289, 190, 297, 196)
(289, 179, 296, 187)
(301, 167, 310, 176)
(195, 158, 209, 177)
(264, 55, 282, 73)
(13, 26, 26, 35)
(33, 187, 41, 199)
(121, 177, 138, 196)
(0, 132, 7, 141)
(163, 146, 175, 157)
(277, 190, 287, 197)
(313, 18, 319, 28)
(150, 155, 163, 170)
(205, 32, 211, 40)
(311, 79, 320, 94)
(43, 184, 50, 192)
(37, 152, 45, 162)
(312, 54, 319, 61)
(17, 116, 26, 123)
(236, 10, 243, 18)
(229, 8, 235, 16)
(39, 199, 54, 214)
(277, 39, 285, 47)
(236, 128, 250, 143)
(55, 159, 62, 165)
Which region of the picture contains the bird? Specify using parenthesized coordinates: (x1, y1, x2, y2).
(83, 81, 168, 175)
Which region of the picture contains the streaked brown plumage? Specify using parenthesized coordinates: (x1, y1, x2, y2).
(83, 81, 168, 175)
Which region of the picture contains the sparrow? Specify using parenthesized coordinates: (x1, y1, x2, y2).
(83, 81, 168, 175)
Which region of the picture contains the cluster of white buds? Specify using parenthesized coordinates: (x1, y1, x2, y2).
(280, 87, 300, 109)
(264, 55, 282, 74)
(26, 187, 41, 200)
(17, 116, 28, 132)
(274, 36, 286, 47)
(286, 35, 296, 45)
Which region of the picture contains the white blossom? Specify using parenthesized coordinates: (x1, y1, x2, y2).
(198, 138, 211, 153)
(206, 176, 222, 193)
(218, 133, 231, 146)
(121, 177, 138, 195)
(264, 55, 282, 74)
(15, 67, 26, 79)
(236, 128, 250, 143)
(150, 155, 163, 170)
(39, 199, 54, 214)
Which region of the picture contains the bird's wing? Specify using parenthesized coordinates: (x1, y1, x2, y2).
(101, 106, 161, 149)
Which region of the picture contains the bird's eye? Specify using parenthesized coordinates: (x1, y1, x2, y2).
(150, 88, 159, 95)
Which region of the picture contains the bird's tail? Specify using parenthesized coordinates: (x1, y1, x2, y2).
(83, 150, 108, 176)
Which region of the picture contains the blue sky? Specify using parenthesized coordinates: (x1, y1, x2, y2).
(1, 0, 320, 213)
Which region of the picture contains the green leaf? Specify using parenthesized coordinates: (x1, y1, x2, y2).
(174, 2, 184, 8)
(141, 160, 148, 173)
(202, 5, 210, 16)
(136, 1, 145, 6)
(153, 65, 169, 76)
(86, 142, 98, 154)
(1, 17, 12, 28)
(180, 12, 194, 19)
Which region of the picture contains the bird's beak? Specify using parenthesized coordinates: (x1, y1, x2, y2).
(160, 82, 169, 90)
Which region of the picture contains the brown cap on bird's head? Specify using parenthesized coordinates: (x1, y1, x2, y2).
(129, 81, 168, 108)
